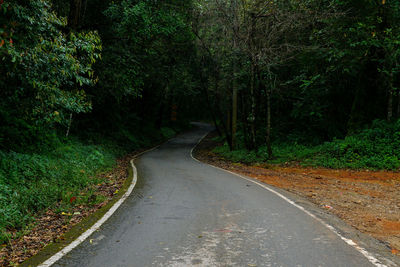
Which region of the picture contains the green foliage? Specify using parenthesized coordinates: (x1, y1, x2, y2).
(313, 120, 400, 169)
(214, 120, 400, 170)
(3, 0, 400, 249)
(0, 139, 116, 244)
(100, 0, 194, 99)
(160, 127, 176, 139)
(0, 0, 101, 149)
(0, 121, 183, 244)
(196, 0, 400, 153)
(0, 0, 197, 247)
(214, 144, 259, 164)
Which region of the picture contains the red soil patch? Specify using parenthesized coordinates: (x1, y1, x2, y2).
(194, 132, 400, 254)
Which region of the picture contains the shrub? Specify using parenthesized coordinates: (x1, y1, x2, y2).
(213, 119, 400, 171)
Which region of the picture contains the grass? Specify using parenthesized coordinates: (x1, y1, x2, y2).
(0, 126, 178, 244)
(0, 141, 116, 244)
(213, 119, 400, 171)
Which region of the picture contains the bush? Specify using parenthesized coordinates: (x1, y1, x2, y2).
(160, 127, 176, 139)
(213, 119, 400, 170)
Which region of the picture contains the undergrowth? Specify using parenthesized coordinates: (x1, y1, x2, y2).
(213, 119, 400, 171)
(0, 126, 177, 244)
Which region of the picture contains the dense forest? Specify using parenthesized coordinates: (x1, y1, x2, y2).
(0, 0, 399, 252)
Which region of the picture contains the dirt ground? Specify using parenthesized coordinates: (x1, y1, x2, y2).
(194, 132, 400, 255)
(2, 133, 399, 266)
(0, 153, 135, 266)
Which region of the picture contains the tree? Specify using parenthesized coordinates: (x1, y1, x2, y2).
(0, 0, 101, 149)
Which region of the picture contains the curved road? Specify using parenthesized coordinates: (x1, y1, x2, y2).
(55, 123, 376, 267)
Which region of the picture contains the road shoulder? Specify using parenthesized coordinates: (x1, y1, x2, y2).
(193, 131, 400, 267)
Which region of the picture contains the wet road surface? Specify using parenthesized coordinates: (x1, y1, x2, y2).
(55, 123, 374, 267)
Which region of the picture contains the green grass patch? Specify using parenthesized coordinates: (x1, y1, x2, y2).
(213, 119, 400, 171)
(0, 125, 180, 244)
(0, 140, 116, 244)
(160, 127, 177, 139)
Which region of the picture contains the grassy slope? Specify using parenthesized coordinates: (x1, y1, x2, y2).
(0, 126, 178, 244)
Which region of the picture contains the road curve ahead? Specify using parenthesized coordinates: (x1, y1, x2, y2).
(54, 123, 375, 267)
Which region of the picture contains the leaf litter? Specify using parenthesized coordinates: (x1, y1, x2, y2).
(0, 151, 140, 266)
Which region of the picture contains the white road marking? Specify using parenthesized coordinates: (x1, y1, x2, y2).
(190, 132, 389, 267)
(37, 130, 391, 267)
(38, 146, 160, 267)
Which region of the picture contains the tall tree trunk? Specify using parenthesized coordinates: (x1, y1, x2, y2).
(397, 90, 400, 118)
(249, 60, 257, 150)
(387, 72, 393, 121)
(347, 63, 376, 134)
(65, 113, 73, 137)
(231, 0, 239, 150)
(201, 84, 222, 137)
(232, 81, 238, 150)
(247, 14, 257, 150)
(214, 72, 232, 149)
(387, 88, 393, 121)
(240, 91, 251, 149)
(227, 108, 232, 137)
(199, 56, 222, 136)
(266, 89, 273, 159)
(68, 0, 83, 29)
(216, 93, 233, 150)
(231, 31, 238, 148)
(156, 101, 165, 129)
(155, 83, 169, 129)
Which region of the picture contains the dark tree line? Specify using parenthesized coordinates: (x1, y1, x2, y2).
(1, 0, 399, 156)
(193, 0, 400, 157)
(0, 0, 201, 152)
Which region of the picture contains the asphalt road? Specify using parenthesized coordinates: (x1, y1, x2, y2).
(54, 123, 375, 267)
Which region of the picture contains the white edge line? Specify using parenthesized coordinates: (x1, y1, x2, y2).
(190, 132, 388, 267)
(38, 145, 160, 267)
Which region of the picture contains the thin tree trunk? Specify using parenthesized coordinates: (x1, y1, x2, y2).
(231, 0, 239, 150)
(232, 83, 238, 150)
(68, 0, 82, 29)
(214, 72, 232, 150)
(387, 88, 393, 121)
(347, 75, 364, 134)
(156, 84, 169, 129)
(201, 84, 222, 136)
(266, 89, 273, 159)
(387, 72, 393, 121)
(248, 14, 257, 150)
(156, 101, 164, 129)
(216, 94, 232, 150)
(227, 108, 232, 137)
(397, 91, 400, 118)
(66, 113, 73, 137)
(231, 43, 238, 149)
(249, 60, 257, 150)
(240, 91, 251, 149)
(81, 0, 88, 24)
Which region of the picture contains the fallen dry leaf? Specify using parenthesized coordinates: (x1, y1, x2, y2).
(0, 152, 136, 265)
